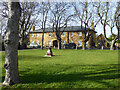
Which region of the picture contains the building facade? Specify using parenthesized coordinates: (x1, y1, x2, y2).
(29, 25, 97, 48)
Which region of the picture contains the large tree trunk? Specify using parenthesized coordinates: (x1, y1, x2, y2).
(3, 1, 21, 86)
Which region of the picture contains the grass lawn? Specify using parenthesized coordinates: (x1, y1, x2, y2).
(0, 49, 119, 88)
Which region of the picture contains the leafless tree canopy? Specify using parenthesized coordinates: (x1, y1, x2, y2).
(72, 2, 100, 50)
(36, 2, 51, 50)
(49, 2, 74, 49)
(0, 2, 40, 48)
(96, 2, 119, 50)
(19, 2, 40, 48)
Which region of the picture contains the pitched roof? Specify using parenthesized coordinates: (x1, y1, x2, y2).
(30, 26, 97, 33)
(97, 34, 105, 39)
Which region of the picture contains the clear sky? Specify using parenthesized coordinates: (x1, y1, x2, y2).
(95, 23, 117, 37)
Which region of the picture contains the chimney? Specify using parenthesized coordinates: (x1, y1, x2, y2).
(32, 26, 35, 31)
(91, 21, 94, 30)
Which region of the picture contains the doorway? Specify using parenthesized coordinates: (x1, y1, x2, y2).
(53, 40, 58, 47)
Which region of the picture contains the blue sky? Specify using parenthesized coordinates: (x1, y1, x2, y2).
(95, 23, 117, 37)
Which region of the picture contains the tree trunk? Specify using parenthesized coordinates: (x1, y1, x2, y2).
(82, 33, 86, 50)
(41, 34, 44, 50)
(3, 1, 21, 86)
(110, 40, 116, 50)
(82, 41, 86, 50)
(19, 38, 25, 49)
(89, 31, 95, 48)
(110, 43, 114, 50)
(57, 39, 61, 50)
(107, 35, 118, 50)
(19, 29, 27, 49)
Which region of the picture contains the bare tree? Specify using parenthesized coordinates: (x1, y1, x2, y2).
(0, 2, 8, 18)
(0, 18, 7, 36)
(3, 0, 21, 85)
(36, 2, 50, 50)
(72, 2, 100, 50)
(50, 2, 73, 49)
(0, 2, 8, 36)
(0, 2, 40, 49)
(115, 2, 120, 42)
(118, 2, 120, 49)
(19, 2, 40, 49)
(97, 2, 119, 50)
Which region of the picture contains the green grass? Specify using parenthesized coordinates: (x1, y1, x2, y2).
(0, 49, 119, 88)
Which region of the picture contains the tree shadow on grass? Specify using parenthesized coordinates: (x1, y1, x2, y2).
(1, 64, 119, 88)
(20, 73, 118, 88)
(19, 64, 119, 88)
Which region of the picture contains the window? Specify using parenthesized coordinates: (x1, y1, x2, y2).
(32, 34, 34, 37)
(62, 32, 65, 37)
(36, 41, 39, 45)
(36, 33, 39, 37)
(32, 41, 34, 44)
(48, 40, 51, 46)
(71, 41, 73, 43)
(79, 32, 82, 36)
(62, 40, 65, 44)
(71, 32, 73, 37)
(49, 33, 51, 37)
(78, 41, 82, 46)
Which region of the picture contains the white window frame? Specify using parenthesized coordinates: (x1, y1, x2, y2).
(71, 32, 73, 37)
(36, 41, 39, 45)
(48, 40, 51, 46)
(71, 41, 73, 43)
(36, 33, 39, 37)
(78, 41, 82, 46)
(32, 34, 34, 37)
(62, 32, 65, 37)
(62, 40, 65, 44)
(49, 33, 51, 37)
(32, 41, 34, 44)
(79, 32, 82, 36)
